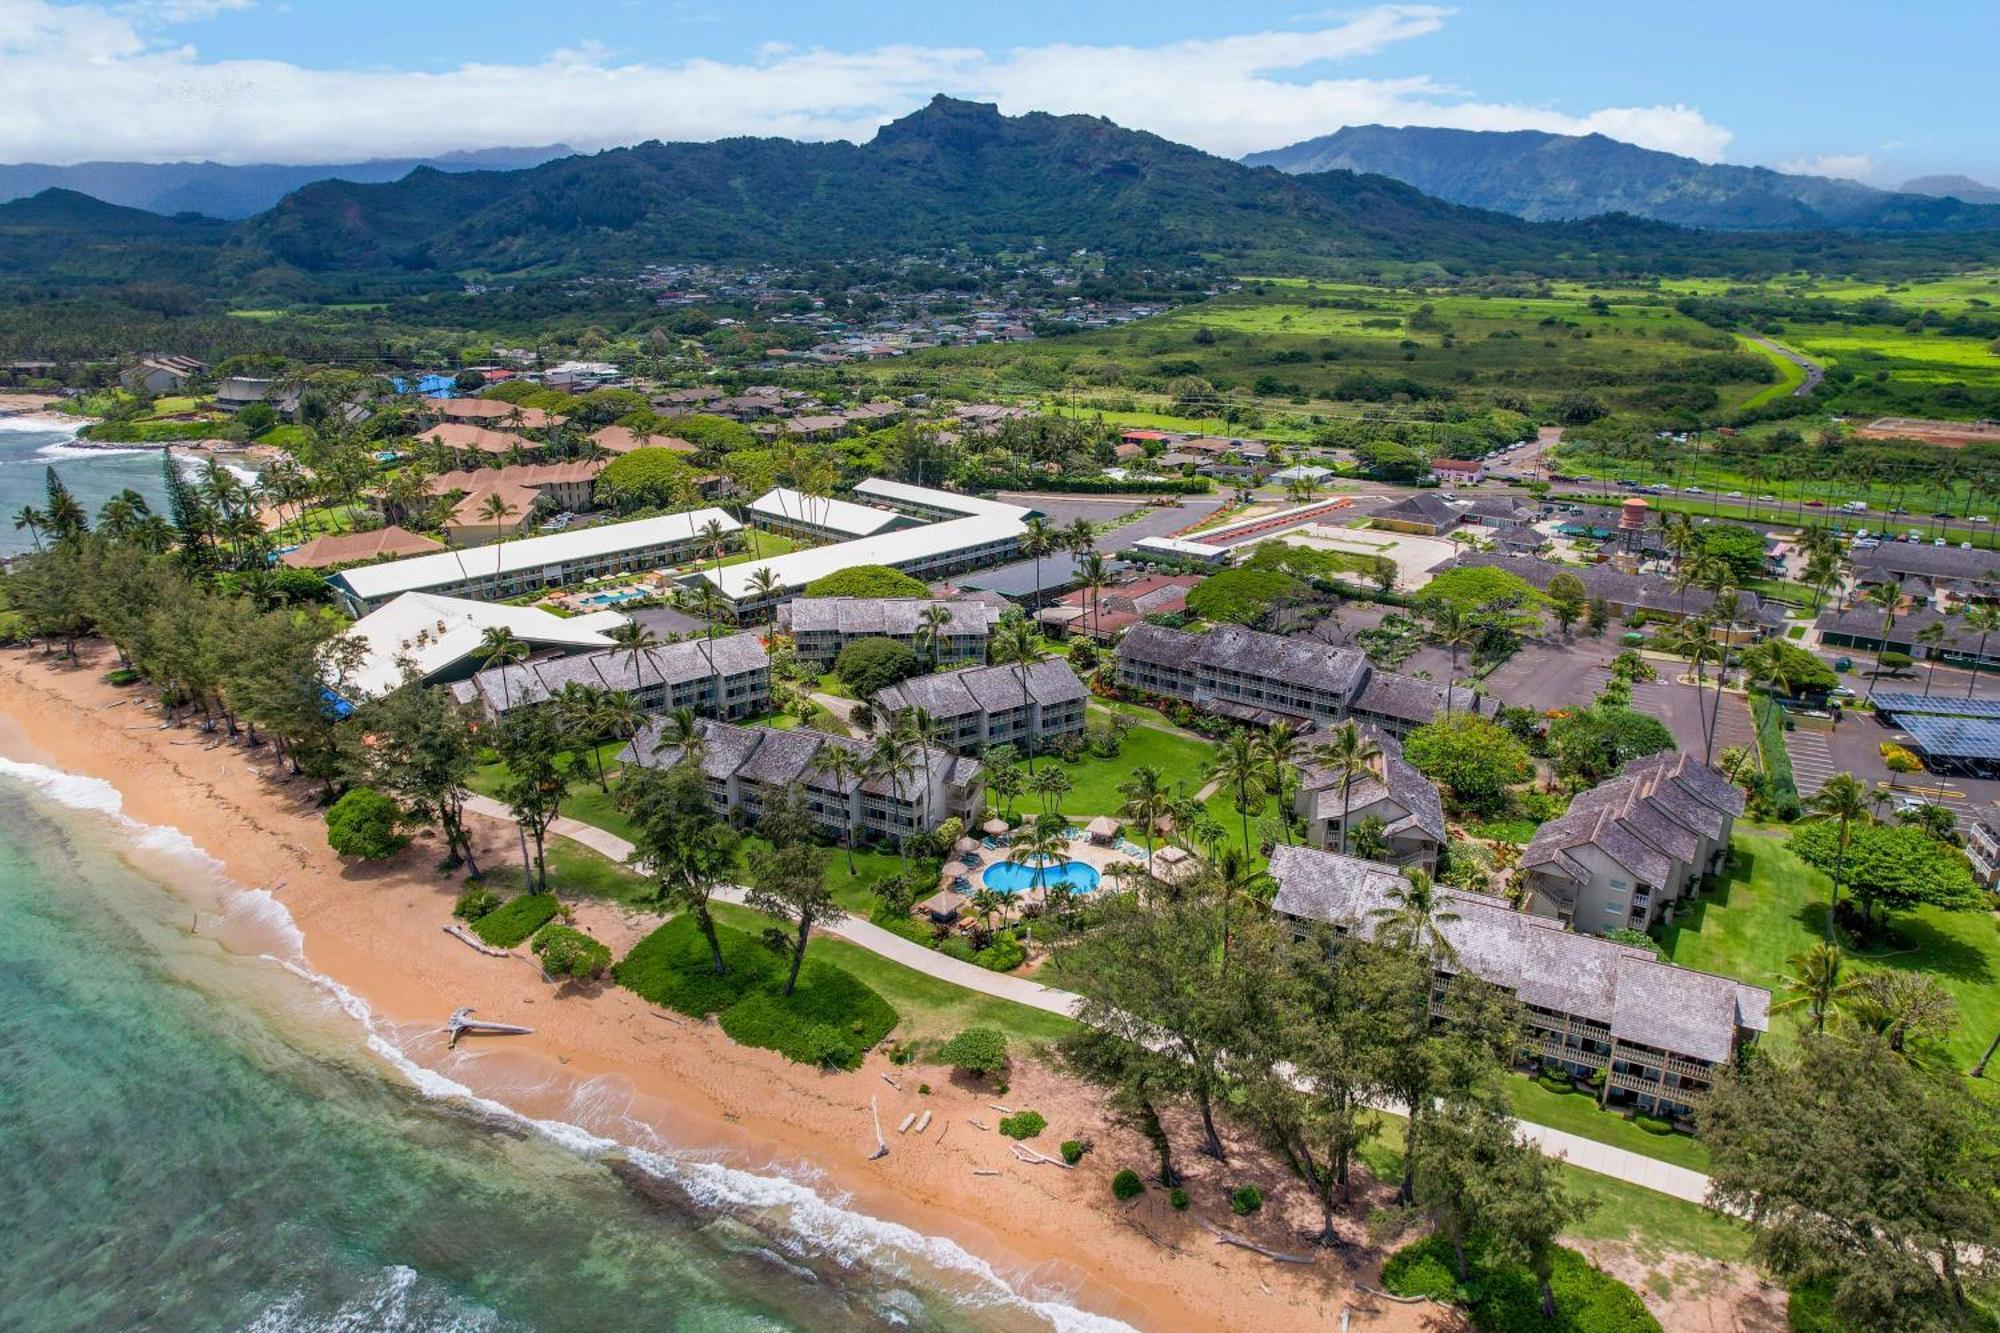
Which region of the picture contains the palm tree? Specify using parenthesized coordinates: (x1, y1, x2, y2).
(1964, 604, 2000, 699)
(593, 689, 645, 791)
(1020, 518, 1055, 609)
(1063, 516, 1096, 560)
(897, 706, 949, 832)
(747, 565, 781, 616)
(1311, 721, 1381, 857)
(1077, 551, 1111, 639)
(1863, 580, 1902, 701)
(1424, 602, 1477, 712)
(478, 491, 519, 590)
(12, 505, 46, 552)
(476, 627, 529, 711)
(915, 601, 955, 671)
(1207, 729, 1269, 858)
(988, 618, 1044, 774)
(869, 728, 917, 873)
(1118, 765, 1171, 866)
(1258, 721, 1303, 846)
(606, 620, 660, 687)
(1368, 865, 1461, 966)
(1007, 814, 1069, 894)
(1031, 765, 1071, 819)
(816, 744, 862, 874)
(654, 705, 704, 763)
(1805, 773, 1872, 943)
(968, 885, 1008, 939)
(1771, 942, 1858, 1035)
(1917, 616, 1953, 698)
(1666, 617, 1724, 758)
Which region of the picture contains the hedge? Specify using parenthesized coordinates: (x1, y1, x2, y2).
(1750, 693, 1801, 818)
(964, 473, 1211, 495)
(530, 922, 612, 981)
(472, 892, 561, 948)
(1381, 1235, 1660, 1333)
(613, 915, 896, 1070)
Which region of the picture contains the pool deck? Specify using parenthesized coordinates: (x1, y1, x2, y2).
(937, 828, 1151, 917)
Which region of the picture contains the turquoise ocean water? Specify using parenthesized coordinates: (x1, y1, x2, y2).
(0, 756, 1122, 1333)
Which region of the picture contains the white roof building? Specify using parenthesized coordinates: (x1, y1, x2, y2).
(333, 592, 624, 699)
(1132, 534, 1233, 565)
(329, 509, 741, 612)
(747, 487, 913, 538)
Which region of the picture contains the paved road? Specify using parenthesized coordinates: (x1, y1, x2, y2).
(464, 793, 1719, 1203)
(1747, 335, 1824, 397)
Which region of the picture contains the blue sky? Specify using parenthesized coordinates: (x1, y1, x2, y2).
(6, 1, 1995, 184)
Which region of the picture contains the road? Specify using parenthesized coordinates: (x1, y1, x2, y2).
(1746, 335, 1824, 397)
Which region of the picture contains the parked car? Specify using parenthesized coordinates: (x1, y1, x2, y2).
(1973, 515, 1991, 524)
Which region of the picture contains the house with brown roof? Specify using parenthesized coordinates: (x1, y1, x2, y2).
(1430, 457, 1485, 483)
(121, 354, 205, 395)
(1290, 728, 1445, 872)
(416, 422, 544, 458)
(1520, 752, 1744, 936)
(1269, 843, 1769, 1119)
(280, 525, 445, 569)
(1039, 573, 1200, 640)
(441, 479, 542, 546)
(435, 398, 553, 430)
(430, 460, 605, 514)
(590, 425, 695, 456)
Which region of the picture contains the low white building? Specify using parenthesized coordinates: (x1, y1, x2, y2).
(332, 592, 625, 699)
(747, 487, 916, 542)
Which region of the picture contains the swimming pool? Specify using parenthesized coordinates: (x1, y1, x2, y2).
(981, 859, 1102, 895)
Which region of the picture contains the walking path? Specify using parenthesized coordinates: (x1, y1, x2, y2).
(463, 794, 1716, 1203)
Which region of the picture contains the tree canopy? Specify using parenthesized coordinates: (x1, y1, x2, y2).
(1547, 704, 1674, 785)
(1185, 566, 1312, 628)
(1788, 820, 1983, 924)
(1402, 712, 1532, 817)
(597, 447, 704, 509)
(803, 565, 930, 599)
(832, 635, 921, 696)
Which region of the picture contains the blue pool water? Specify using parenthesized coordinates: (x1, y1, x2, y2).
(981, 859, 1101, 895)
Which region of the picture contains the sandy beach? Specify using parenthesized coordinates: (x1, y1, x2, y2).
(0, 641, 1428, 1333)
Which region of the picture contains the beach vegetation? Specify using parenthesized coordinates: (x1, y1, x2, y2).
(1169, 1187, 1189, 1210)
(936, 1026, 1010, 1077)
(1110, 1169, 1145, 1201)
(743, 787, 838, 997)
(453, 885, 502, 921)
(530, 922, 612, 983)
(472, 893, 561, 949)
(1228, 1185, 1262, 1216)
(997, 1110, 1047, 1140)
(492, 706, 580, 892)
(614, 914, 896, 1069)
(350, 682, 486, 874)
(323, 787, 407, 860)
(620, 757, 741, 974)
(1060, 1139, 1087, 1165)
(1382, 1235, 1660, 1333)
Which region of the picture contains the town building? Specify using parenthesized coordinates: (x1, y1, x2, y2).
(1519, 752, 1744, 935)
(440, 479, 542, 546)
(1847, 541, 2000, 607)
(334, 592, 626, 699)
(1813, 604, 2000, 672)
(280, 525, 445, 570)
(329, 508, 742, 613)
(1437, 552, 1787, 633)
(1268, 844, 1770, 1120)
(1430, 457, 1485, 484)
(775, 597, 1001, 668)
(1290, 729, 1446, 871)
(590, 425, 696, 456)
(1115, 622, 1478, 736)
(873, 659, 1088, 754)
(433, 399, 553, 430)
(416, 422, 545, 458)
(451, 632, 770, 721)
(747, 487, 918, 542)
(621, 718, 984, 843)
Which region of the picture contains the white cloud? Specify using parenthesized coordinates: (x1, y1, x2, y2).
(0, 0, 1735, 166)
(1775, 152, 1878, 183)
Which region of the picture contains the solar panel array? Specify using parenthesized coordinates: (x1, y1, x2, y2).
(1899, 713, 2000, 761)
(1871, 693, 2000, 720)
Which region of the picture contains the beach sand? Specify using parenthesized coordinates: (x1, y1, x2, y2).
(0, 642, 1429, 1333)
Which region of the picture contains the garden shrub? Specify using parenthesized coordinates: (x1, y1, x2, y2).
(976, 935, 1027, 971)
(531, 922, 612, 981)
(940, 935, 978, 963)
(1229, 1185, 1263, 1216)
(806, 565, 930, 599)
(1059, 1139, 1086, 1165)
(833, 635, 921, 696)
(324, 787, 408, 860)
(1169, 1187, 1189, 1210)
(1880, 741, 1923, 774)
(104, 666, 140, 686)
(471, 893, 560, 948)
(453, 885, 502, 921)
(1381, 1235, 1661, 1333)
(998, 1110, 1047, 1140)
(1111, 1169, 1145, 1201)
(936, 1026, 1009, 1077)
(1632, 1114, 1676, 1136)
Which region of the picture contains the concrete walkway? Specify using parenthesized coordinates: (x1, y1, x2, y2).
(463, 794, 1714, 1203)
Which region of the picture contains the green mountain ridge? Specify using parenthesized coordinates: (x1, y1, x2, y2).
(1243, 125, 2000, 232)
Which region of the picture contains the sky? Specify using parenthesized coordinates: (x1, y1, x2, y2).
(2, 0, 1994, 186)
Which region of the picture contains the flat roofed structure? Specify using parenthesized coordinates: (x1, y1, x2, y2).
(1899, 714, 2000, 770)
(1873, 694, 2000, 720)
(336, 591, 623, 699)
(330, 508, 741, 612)
(1132, 535, 1232, 566)
(747, 487, 916, 540)
(850, 477, 1040, 523)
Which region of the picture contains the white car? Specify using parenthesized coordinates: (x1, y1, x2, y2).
(1973, 515, 1991, 524)
(1757, 495, 1777, 503)
(1727, 491, 1744, 499)
(1685, 485, 1704, 494)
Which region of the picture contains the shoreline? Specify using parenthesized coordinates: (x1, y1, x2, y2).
(0, 643, 1418, 1333)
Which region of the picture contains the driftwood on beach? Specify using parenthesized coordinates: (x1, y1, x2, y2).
(446, 1006, 534, 1049)
(1196, 1216, 1316, 1265)
(443, 923, 512, 957)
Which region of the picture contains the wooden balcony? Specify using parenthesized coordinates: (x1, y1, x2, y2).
(1606, 1069, 1709, 1104)
(1537, 1036, 1608, 1068)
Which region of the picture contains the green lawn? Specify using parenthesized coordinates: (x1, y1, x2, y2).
(1663, 829, 2000, 1068)
(1026, 722, 1218, 819)
(1505, 1075, 1709, 1173)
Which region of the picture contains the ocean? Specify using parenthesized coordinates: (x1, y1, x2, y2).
(0, 757, 1123, 1333)
(0, 415, 256, 557)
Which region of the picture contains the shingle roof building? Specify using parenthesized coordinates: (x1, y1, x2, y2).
(874, 659, 1088, 753)
(450, 632, 770, 720)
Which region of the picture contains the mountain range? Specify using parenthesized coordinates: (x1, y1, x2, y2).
(1242, 125, 2000, 232)
(0, 145, 572, 220)
(2, 98, 1995, 300)
(1903, 174, 2000, 206)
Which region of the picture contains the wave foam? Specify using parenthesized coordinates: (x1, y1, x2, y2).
(0, 751, 1134, 1333)
(36, 441, 149, 461)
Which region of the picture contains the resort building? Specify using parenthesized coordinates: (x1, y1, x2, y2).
(621, 718, 984, 842)
(431, 460, 606, 514)
(1814, 604, 2000, 673)
(415, 422, 544, 458)
(334, 591, 626, 699)
(329, 509, 743, 613)
(280, 525, 445, 570)
(872, 659, 1089, 754)
(1290, 729, 1446, 872)
(1847, 542, 2000, 606)
(685, 481, 1037, 618)
(450, 632, 770, 721)
(589, 425, 696, 456)
(440, 479, 542, 546)
(1115, 622, 1478, 736)
(1269, 845, 1770, 1119)
(1519, 752, 1743, 935)
(1037, 573, 1202, 641)
(775, 597, 1002, 668)
(432, 399, 554, 429)
(1436, 552, 1787, 633)
(747, 487, 919, 542)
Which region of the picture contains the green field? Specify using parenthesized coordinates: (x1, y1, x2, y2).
(1734, 335, 1808, 409)
(1662, 829, 2000, 1070)
(1662, 269, 2000, 316)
